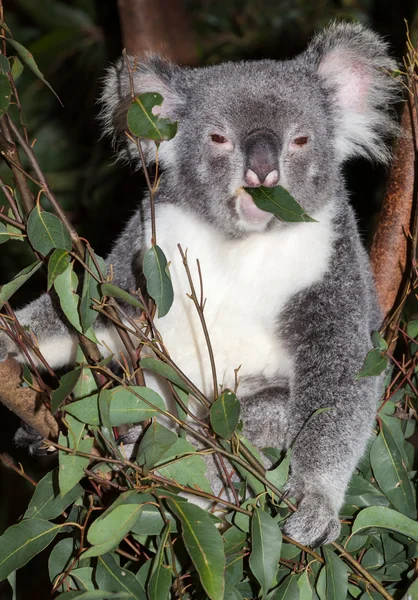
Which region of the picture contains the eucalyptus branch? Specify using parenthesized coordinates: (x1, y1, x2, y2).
(0, 210, 25, 230)
(178, 244, 218, 401)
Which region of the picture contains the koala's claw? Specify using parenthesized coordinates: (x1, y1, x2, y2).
(283, 492, 341, 547)
(14, 422, 47, 456)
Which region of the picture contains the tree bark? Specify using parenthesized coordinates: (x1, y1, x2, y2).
(370, 94, 417, 319)
(117, 0, 197, 64)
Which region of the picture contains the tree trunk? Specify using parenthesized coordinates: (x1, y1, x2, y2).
(117, 0, 198, 64)
(369, 94, 417, 319)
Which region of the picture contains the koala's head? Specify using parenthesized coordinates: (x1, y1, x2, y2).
(101, 22, 399, 237)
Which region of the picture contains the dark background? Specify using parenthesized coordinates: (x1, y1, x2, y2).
(0, 0, 417, 597)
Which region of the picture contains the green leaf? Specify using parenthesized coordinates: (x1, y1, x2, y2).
(370, 419, 416, 519)
(351, 506, 418, 540)
(56, 592, 134, 599)
(95, 552, 146, 599)
(156, 437, 213, 494)
(10, 56, 23, 80)
(0, 222, 12, 244)
(343, 474, 389, 512)
(140, 357, 192, 394)
(27, 203, 71, 254)
(210, 389, 240, 439)
(0, 519, 60, 581)
(323, 547, 347, 600)
(143, 244, 174, 318)
(131, 503, 178, 535)
(223, 526, 247, 556)
(356, 348, 388, 379)
(371, 331, 388, 351)
(59, 415, 93, 496)
(69, 567, 95, 591)
(0, 72, 11, 117)
(87, 493, 146, 550)
(54, 263, 97, 341)
(403, 578, 418, 599)
(51, 368, 81, 413)
(24, 468, 82, 520)
(80, 249, 105, 332)
(298, 572, 313, 600)
(0, 54, 9, 72)
(270, 573, 300, 598)
(5, 37, 62, 104)
(101, 282, 144, 310)
(266, 450, 291, 496)
(136, 421, 177, 472)
(49, 537, 78, 590)
(148, 522, 173, 600)
(65, 386, 166, 426)
(245, 185, 316, 223)
(0, 260, 42, 308)
(127, 92, 177, 142)
(166, 497, 225, 600)
(249, 507, 282, 597)
(47, 249, 70, 290)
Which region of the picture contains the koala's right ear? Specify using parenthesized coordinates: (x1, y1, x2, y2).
(100, 55, 184, 165)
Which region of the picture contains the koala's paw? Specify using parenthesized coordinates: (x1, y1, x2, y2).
(14, 422, 47, 456)
(283, 481, 341, 546)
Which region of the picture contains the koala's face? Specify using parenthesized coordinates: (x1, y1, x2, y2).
(103, 23, 398, 238)
(162, 62, 338, 237)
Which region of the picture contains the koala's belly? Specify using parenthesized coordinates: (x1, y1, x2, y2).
(147, 204, 335, 398)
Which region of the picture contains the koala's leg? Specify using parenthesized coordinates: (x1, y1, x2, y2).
(240, 386, 290, 463)
(277, 297, 381, 546)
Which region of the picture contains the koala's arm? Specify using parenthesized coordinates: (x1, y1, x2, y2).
(0, 210, 144, 369)
(280, 216, 381, 545)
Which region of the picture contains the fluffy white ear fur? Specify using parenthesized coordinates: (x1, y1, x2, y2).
(306, 22, 400, 163)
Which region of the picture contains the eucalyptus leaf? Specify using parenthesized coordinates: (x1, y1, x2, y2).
(249, 507, 282, 597)
(166, 497, 225, 600)
(0, 72, 11, 117)
(24, 468, 82, 520)
(65, 386, 166, 426)
(323, 547, 347, 600)
(140, 357, 192, 394)
(59, 415, 93, 496)
(101, 282, 144, 309)
(246, 185, 316, 223)
(270, 573, 300, 599)
(0, 260, 42, 308)
(136, 421, 177, 472)
(51, 368, 81, 413)
(47, 249, 70, 290)
(5, 37, 61, 103)
(356, 348, 388, 379)
(210, 389, 240, 439)
(351, 507, 418, 541)
(79, 249, 105, 332)
(95, 552, 146, 599)
(143, 244, 174, 318)
(127, 92, 177, 142)
(148, 522, 173, 600)
(370, 419, 416, 519)
(27, 203, 71, 254)
(0, 519, 60, 581)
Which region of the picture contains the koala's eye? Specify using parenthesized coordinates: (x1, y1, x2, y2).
(211, 134, 228, 144)
(293, 136, 309, 146)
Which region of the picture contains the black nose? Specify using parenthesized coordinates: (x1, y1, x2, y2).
(243, 129, 279, 187)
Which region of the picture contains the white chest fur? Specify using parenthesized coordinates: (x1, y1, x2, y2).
(144, 203, 335, 398)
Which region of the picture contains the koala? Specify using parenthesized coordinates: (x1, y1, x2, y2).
(0, 22, 399, 546)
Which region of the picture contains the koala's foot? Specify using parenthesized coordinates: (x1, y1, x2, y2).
(14, 422, 47, 456)
(282, 478, 341, 546)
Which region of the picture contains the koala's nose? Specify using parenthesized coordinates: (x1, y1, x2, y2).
(243, 129, 279, 187)
(245, 168, 279, 187)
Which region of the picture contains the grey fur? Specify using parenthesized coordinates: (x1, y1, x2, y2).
(0, 22, 399, 546)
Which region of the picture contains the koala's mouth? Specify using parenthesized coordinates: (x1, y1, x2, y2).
(235, 188, 274, 227)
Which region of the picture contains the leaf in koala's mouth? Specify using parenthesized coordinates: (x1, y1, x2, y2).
(245, 186, 317, 223)
(127, 92, 178, 143)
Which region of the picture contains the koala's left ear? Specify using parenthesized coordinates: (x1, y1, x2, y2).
(302, 22, 401, 163)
